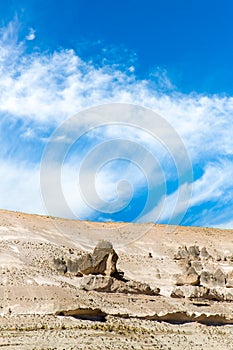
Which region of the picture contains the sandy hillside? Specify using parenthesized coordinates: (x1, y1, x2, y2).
(0, 209, 233, 349)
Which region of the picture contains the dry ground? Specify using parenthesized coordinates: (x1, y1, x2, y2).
(0, 209, 232, 349)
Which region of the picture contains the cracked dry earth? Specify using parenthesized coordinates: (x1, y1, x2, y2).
(0, 209, 233, 349)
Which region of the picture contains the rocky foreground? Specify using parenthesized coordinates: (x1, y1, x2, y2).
(0, 209, 233, 349)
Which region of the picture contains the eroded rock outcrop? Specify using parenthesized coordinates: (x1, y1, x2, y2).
(174, 245, 213, 262)
(172, 245, 233, 302)
(54, 240, 119, 277)
(171, 285, 233, 302)
(200, 269, 226, 288)
(53, 240, 160, 296)
(79, 275, 160, 295)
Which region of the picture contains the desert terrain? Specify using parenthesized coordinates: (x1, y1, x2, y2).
(0, 209, 233, 349)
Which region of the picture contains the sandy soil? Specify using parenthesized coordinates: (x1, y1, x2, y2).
(0, 209, 233, 349)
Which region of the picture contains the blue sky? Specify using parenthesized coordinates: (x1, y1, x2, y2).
(1, 1, 233, 228)
(5, 0, 233, 95)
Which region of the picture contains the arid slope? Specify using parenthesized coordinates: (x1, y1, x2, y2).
(0, 209, 233, 349)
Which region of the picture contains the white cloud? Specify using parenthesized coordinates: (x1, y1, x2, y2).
(139, 182, 191, 224)
(190, 161, 233, 206)
(141, 160, 233, 227)
(149, 67, 176, 91)
(26, 28, 36, 41)
(0, 20, 233, 227)
(0, 21, 233, 162)
(0, 161, 43, 215)
(128, 66, 135, 72)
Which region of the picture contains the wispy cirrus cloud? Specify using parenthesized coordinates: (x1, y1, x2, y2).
(0, 19, 233, 228)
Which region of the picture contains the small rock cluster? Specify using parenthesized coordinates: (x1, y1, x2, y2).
(172, 245, 233, 301)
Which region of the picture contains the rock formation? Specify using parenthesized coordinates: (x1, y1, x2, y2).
(172, 245, 233, 303)
(79, 275, 160, 295)
(53, 240, 159, 296)
(54, 240, 119, 277)
(200, 269, 226, 288)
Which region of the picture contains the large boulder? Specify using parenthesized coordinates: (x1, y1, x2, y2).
(91, 240, 118, 276)
(55, 240, 119, 277)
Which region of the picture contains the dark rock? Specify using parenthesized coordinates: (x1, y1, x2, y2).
(200, 269, 226, 288)
(213, 269, 226, 287)
(66, 258, 79, 275)
(174, 246, 188, 260)
(56, 307, 107, 322)
(200, 271, 211, 287)
(77, 253, 94, 275)
(188, 246, 200, 259)
(200, 247, 210, 259)
(125, 280, 160, 295)
(53, 258, 67, 274)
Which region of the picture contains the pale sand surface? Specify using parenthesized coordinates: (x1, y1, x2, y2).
(0, 209, 232, 349)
